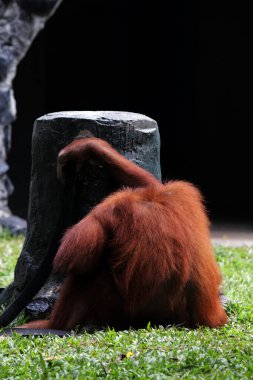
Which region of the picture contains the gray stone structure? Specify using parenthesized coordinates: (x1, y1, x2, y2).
(0, 0, 63, 233)
(0, 111, 161, 319)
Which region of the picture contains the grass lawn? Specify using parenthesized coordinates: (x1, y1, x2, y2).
(0, 230, 252, 379)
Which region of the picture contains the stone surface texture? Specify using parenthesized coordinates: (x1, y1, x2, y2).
(0, 0, 63, 230)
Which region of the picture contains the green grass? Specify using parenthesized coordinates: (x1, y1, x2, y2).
(0, 229, 252, 379)
(0, 229, 24, 287)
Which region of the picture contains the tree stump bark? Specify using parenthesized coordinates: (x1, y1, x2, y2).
(0, 111, 161, 319)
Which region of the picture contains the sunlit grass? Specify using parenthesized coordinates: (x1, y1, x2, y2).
(0, 228, 24, 287)
(0, 230, 252, 379)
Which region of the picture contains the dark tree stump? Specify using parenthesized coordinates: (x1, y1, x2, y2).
(0, 111, 161, 319)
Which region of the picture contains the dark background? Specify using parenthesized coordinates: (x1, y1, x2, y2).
(9, 0, 252, 222)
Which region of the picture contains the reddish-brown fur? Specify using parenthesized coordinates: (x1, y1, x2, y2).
(20, 137, 227, 330)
